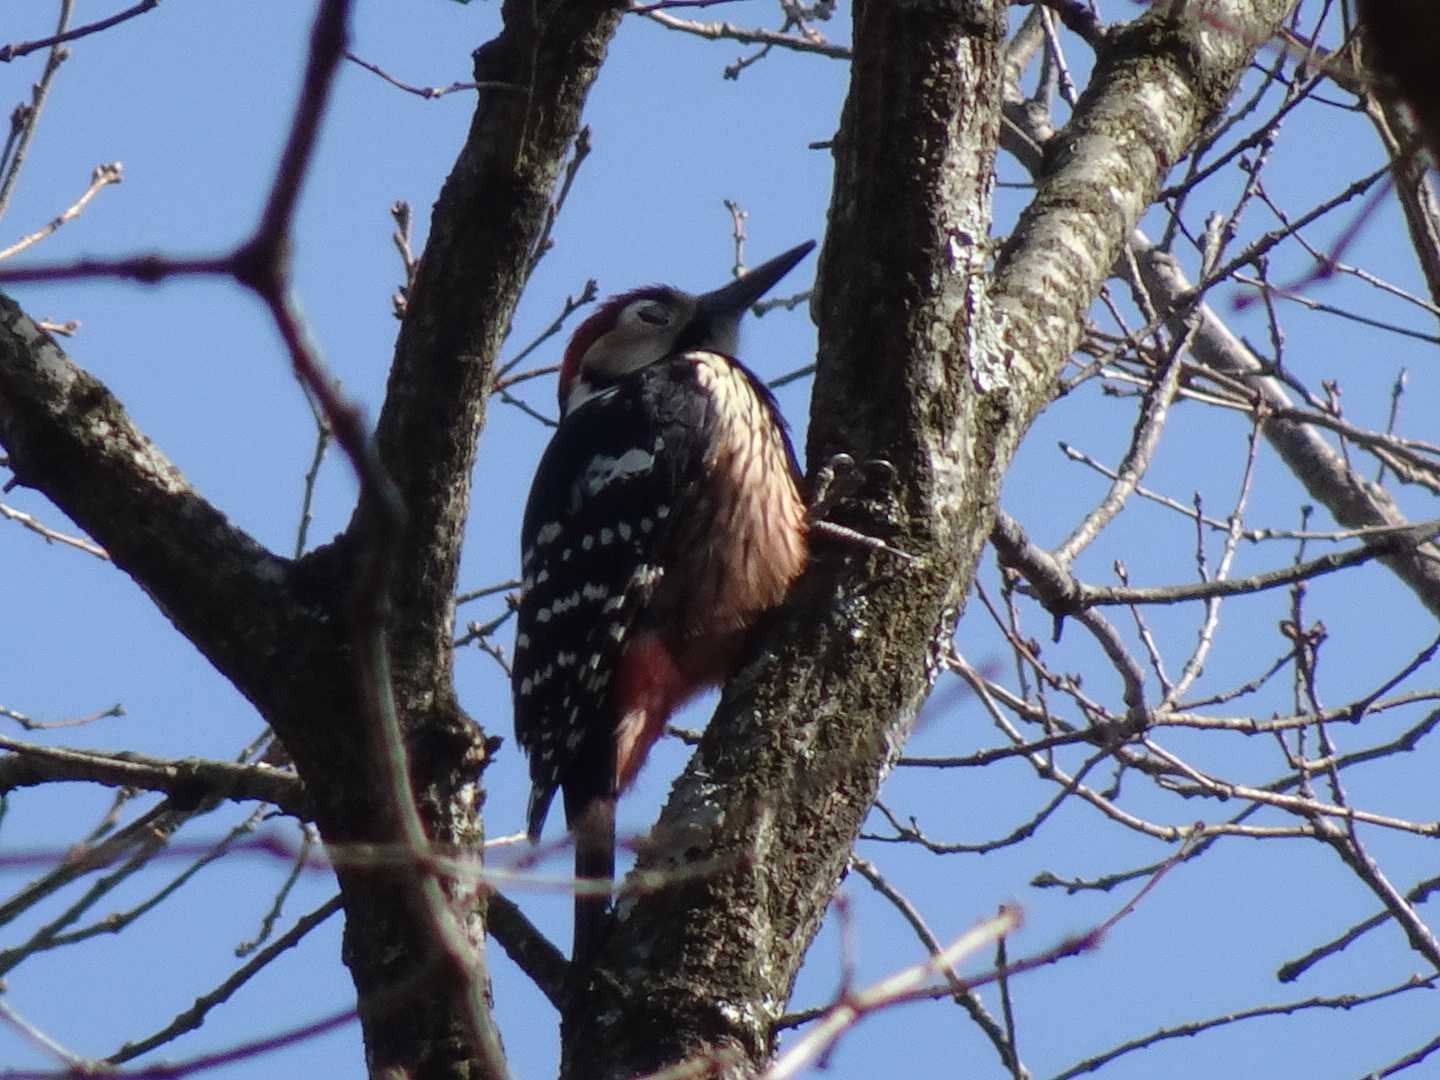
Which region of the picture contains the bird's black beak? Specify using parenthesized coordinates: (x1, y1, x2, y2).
(696, 240, 816, 319)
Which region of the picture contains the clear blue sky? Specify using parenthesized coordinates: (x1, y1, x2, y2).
(1, 3, 1437, 1078)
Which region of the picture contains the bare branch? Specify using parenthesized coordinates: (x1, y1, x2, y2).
(642, 10, 851, 59)
(0, 0, 159, 63)
(0, 499, 108, 558)
(486, 891, 569, 1010)
(0, 734, 307, 815)
(1127, 238, 1440, 615)
(1079, 522, 1440, 607)
(0, 162, 122, 261)
(106, 895, 344, 1063)
(850, 855, 1023, 1076)
(1052, 974, 1438, 1080)
(0, 1, 72, 223)
(763, 908, 1023, 1080)
(345, 49, 520, 100)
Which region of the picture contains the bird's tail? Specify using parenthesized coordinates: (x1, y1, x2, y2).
(569, 795, 616, 970)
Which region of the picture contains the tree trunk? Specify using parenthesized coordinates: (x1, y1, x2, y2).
(555, 1, 1299, 1076)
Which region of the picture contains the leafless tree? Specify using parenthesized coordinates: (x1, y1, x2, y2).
(1, 1, 1437, 1078)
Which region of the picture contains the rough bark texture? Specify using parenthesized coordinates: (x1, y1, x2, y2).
(0, 0, 1305, 1076)
(991, 0, 1297, 408)
(561, 2, 1007, 1076)
(0, 2, 625, 1076)
(325, 3, 624, 1072)
(558, 2, 1299, 1077)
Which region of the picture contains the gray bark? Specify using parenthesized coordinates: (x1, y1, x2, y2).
(558, 2, 1300, 1077)
(0, 2, 625, 1076)
(0, 0, 1306, 1076)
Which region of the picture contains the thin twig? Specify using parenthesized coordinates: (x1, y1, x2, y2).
(1076, 523, 1440, 607)
(764, 909, 1023, 1079)
(0, 0, 73, 223)
(106, 895, 346, 1063)
(642, 10, 850, 59)
(0, 162, 122, 261)
(0, 0, 158, 63)
(344, 50, 521, 100)
(850, 856, 1023, 1077)
(0, 500, 109, 558)
(0, 733, 306, 813)
(1051, 975, 1437, 1080)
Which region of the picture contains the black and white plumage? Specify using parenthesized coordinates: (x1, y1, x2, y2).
(512, 242, 815, 965)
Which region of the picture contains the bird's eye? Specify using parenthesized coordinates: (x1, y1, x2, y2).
(633, 301, 671, 326)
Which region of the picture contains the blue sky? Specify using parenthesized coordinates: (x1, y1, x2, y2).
(2, 2, 1438, 1078)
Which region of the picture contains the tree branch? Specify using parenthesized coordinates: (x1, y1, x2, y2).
(642, 10, 851, 60)
(0, 735, 308, 815)
(1126, 236, 1440, 616)
(487, 890, 569, 1010)
(567, 2, 1007, 1075)
(990, 0, 1298, 408)
(0, 0, 159, 63)
(359, 0, 626, 697)
(0, 297, 294, 693)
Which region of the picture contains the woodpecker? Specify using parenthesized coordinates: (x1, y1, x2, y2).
(512, 241, 815, 964)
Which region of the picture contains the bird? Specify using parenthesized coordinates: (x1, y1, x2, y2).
(511, 241, 815, 966)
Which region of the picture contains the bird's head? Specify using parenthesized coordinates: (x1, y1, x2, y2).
(556, 240, 815, 417)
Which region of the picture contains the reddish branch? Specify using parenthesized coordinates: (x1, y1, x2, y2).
(0, 0, 160, 63)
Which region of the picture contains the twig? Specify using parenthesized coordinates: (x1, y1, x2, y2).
(235, 822, 317, 957)
(456, 578, 521, 607)
(752, 290, 810, 318)
(0, 162, 122, 261)
(491, 363, 559, 393)
(1158, 767, 1437, 839)
(0, 816, 189, 977)
(0, 701, 122, 731)
(1031, 0, 1105, 48)
(764, 909, 1023, 1079)
(849, 856, 1023, 1076)
(1377, 368, 1406, 485)
(344, 49, 520, 100)
(0, 802, 175, 924)
(494, 279, 597, 382)
(723, 198, 748, 274)
(1208, 159, 1393, 305)
(1232, 270, 1440, 345)
(2, 808, 270, 967)
(1059, 442, 1440, 541)
(1076, 523, 1440, 607)
(0, 1, 72, 223)
(642, 10, 851, 59)
(630, 0, 745, 13)
(526, 126, 592, 276)
(496, 387, 558, 428)
(0, 998, 84, 1067)
(390, 200, 416, 318)
(1366, 1032, 1440, 1079)
(1278, 870, 1440, 983)
(0, 0, 158, 63)
(455, 606, 516, 649)
(1051, 975, 1437, 1080)
(106, 895, 346, 1063)
(1311, 816, 1440, 970)
(1054, 256, 1199, 566)
(293, 394, 331, 557)
(0, 733, 307, 815)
